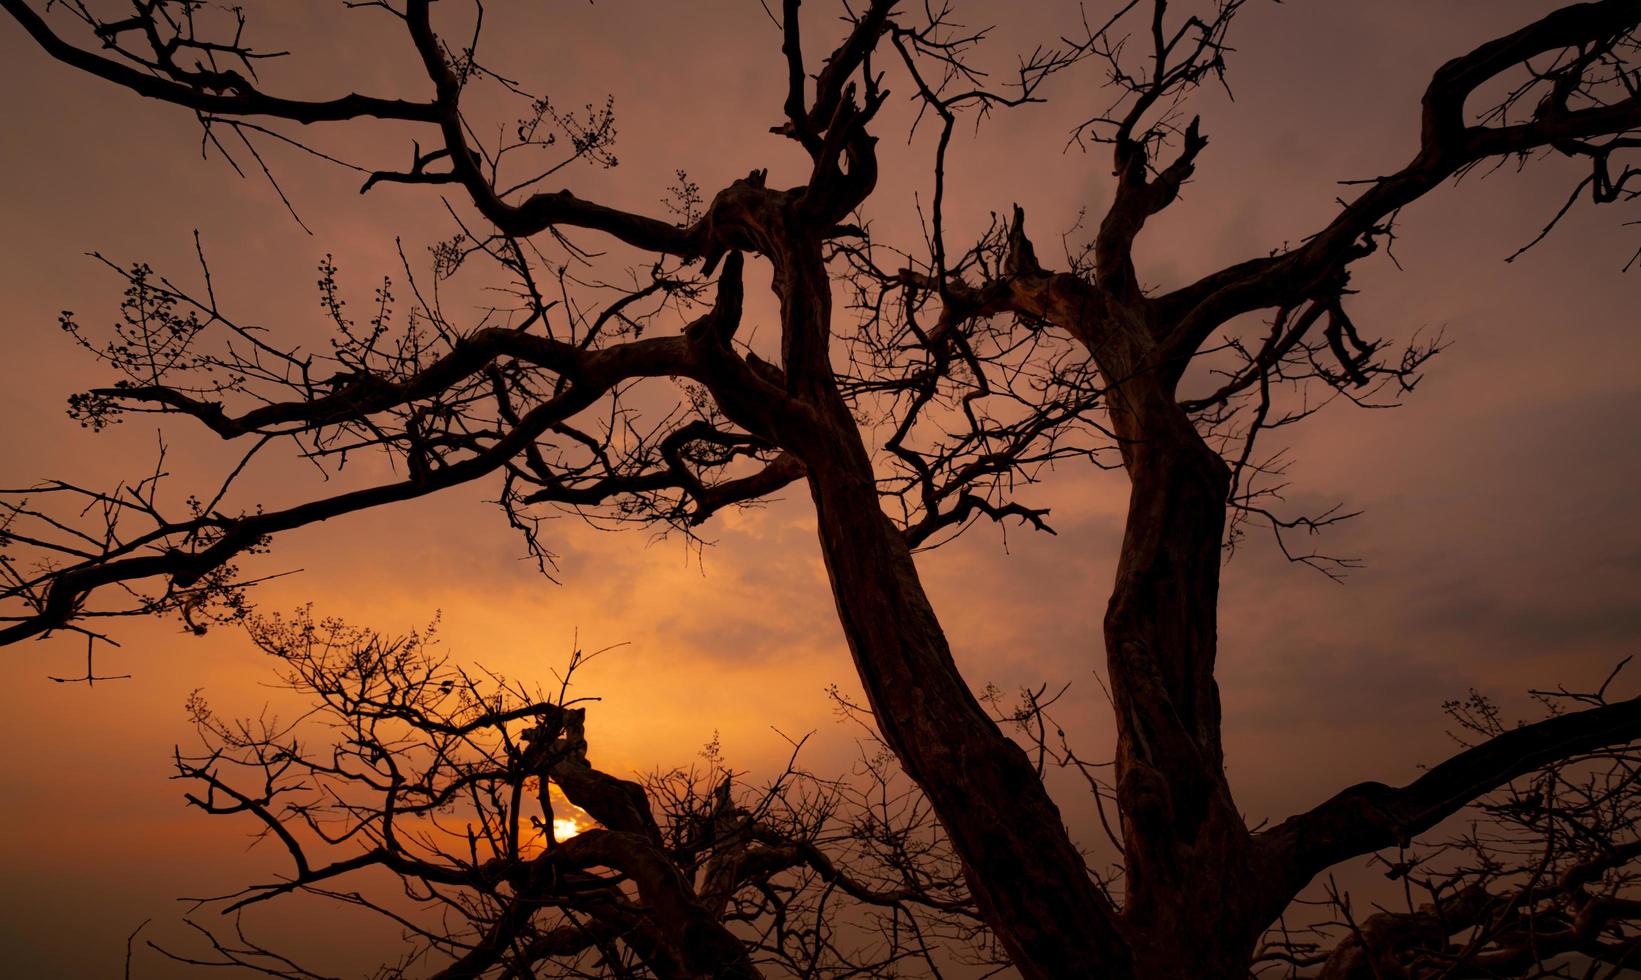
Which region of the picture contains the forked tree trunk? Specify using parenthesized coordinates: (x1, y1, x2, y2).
(764, 229, 1281, 975)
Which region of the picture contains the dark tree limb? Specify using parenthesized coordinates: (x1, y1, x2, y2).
(1258, 694, 1641, 914)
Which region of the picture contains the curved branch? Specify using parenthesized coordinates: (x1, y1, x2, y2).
(0, 338, 695, 646)
(0, 0, 439, 123)
(1158, 0, 1641, 365)
(1258, 694, 1641, 909)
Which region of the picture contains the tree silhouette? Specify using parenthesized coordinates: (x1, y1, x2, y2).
(155, 612, 992, 979)
(2, 1, 1640, 976)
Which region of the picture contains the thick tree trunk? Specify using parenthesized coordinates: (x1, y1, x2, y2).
(1096, 324, 1269, 978)
(747, 213, 1296, 976)
(767, 235, 1133, 978)
(804, 450, 1131, 978)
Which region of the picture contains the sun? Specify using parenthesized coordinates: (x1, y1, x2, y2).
(552, 817, 584, 840)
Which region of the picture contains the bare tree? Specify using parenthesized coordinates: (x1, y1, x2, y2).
(2, 1, 1640, 976)
(152, 611, 989, 979)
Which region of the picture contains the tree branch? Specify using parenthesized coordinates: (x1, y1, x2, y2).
(1259, 694, 1641, 906)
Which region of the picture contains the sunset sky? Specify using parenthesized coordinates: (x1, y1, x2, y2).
(1, 2, 1638, 975)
